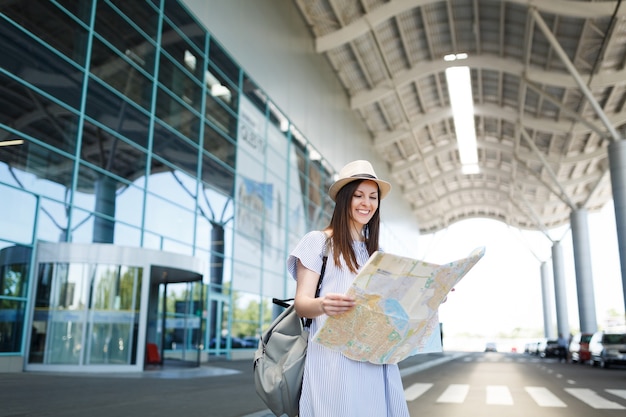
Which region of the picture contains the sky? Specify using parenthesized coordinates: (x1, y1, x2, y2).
(412, 200, 624, 342)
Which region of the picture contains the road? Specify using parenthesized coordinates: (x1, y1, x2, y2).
(403, 351, 626, 417)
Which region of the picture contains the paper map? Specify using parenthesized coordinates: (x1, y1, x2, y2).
(313, 247, 485, 364)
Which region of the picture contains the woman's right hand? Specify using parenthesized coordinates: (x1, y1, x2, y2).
(320, 293, 356, 316)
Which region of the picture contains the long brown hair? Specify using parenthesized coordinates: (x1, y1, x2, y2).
(326, 179, 381, 273)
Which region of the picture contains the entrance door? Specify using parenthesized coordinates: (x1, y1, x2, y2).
(29, 262, 142, 366)
(146, 266, 203, 368)
(27, 242, 205, 373)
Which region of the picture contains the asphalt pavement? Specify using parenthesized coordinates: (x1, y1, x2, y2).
(0, 351, 464, 417)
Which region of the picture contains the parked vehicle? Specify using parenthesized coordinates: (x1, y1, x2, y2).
(538, 339, 560, 358)
(485, 342, 497, 352)
(589, 330, 626, 368)
(569, 332, 593, 364)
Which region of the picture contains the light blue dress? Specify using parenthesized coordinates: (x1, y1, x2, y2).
(287, 231, 409, 417)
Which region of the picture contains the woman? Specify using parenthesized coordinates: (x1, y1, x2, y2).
(287, 160, 409, 417)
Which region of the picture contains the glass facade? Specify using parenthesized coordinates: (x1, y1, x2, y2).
(0, 0, 336, 368)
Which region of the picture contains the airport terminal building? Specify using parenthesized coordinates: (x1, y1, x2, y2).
(0, 0, 417, 373)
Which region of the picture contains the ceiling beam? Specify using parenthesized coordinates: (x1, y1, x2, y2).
(316, 0, 624, 52)
(350, 54, 626, 109)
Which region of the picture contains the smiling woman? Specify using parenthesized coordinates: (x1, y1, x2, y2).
(289, 160, 409, 417)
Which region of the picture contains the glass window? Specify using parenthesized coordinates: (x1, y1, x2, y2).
(160, 19, 203, 76)
(90, 38, 154, 111)
(47, 262, 88, 364)
(207, 64, 238, 113)
(144, 193, 195, 246)
(56, 0, 93, 25)
(0, 139, 75, 202)
(77, 127, 148, 185)
(151, 122, 200, 177)
(85, 77, 151, 149)
(163, 0, 206, 52)
(0, 76, 80, 156)
(200, 153, 235, 198)
(30, 262, 142, 365)
(146, 168, 197, 206)
(94, 1, 157, 75)
(158, 53, 202, 112)
(0, 299, 25, 353)
(205, 93, 237, 138)
(37, 199, 71, 243)
(203, 123, 236, 169)
(88, 264, 141, 365)
(68, 207, 144, 247)
(108, 0, 159, 41)
(0, 245, 31, 298)
(0, 183, 37, 245)
(209, 39, 239, 92)
(74, 159, 148, 242)
(155, 88, 201, 143)
(0, 0, 89, 67)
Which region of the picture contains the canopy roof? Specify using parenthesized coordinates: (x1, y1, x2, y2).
(294, 0, 626, 233)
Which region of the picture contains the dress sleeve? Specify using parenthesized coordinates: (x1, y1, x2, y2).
(286, 231, 328, 281)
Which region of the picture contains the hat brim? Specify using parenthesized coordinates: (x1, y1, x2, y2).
(328, 176, 391, 202)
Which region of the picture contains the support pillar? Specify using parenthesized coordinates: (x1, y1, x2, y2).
(540, 261, 556, 339)
(570, 209, 598, 333)
(93, 176, 117, 243)
(608, 139, 626, 319)
(552, 241, 570, 338)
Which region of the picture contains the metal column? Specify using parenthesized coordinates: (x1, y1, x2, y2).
(609, 139, 626, 318)
(570, 209, 598, 333)
(540, 261, 556, 339)
(552, 241, 570, 337)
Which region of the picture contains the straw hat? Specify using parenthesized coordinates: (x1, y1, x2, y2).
(328, 160, 392, 202)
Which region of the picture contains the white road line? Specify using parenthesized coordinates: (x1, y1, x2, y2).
(565, 388, 626, 409)
(404, 383, 433, 401)
(606, 389, 626, 400)
(486, 385, 514, 405)
(437, 384, 469, 403)
(525, 386, 567, 407)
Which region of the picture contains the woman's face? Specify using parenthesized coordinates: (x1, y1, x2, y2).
(349, 180, 379, 229)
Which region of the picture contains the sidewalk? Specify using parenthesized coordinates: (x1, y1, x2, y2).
(0, 351, 464, 417)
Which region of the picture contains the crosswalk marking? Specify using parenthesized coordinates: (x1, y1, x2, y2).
(404, 383, 626, 410)
(404, 383, 433, 401)
(486, 385, 513, 405)
(525, 386, 566, 407)
(607, 389, 626, 400)
(436, 384, 469, 403)
(565, 388, 626, 409)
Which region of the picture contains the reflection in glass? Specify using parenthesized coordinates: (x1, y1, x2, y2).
(158, 51, 202, 112)
(152, 121, 199, 176)
(88, 264, 141, 365)
(155, 88, 200, 144)
(0, 183, 36, 244)
(30, 262, 142, 366)
(0, 0, 89, 66)
(90, 38, 154, 112)
(144, 193, 195, 248)
(163, 1, 205, 52)
(85, 78, 151, 149)
(108, 0, 159, 41)
(0, 299, 25, 353)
